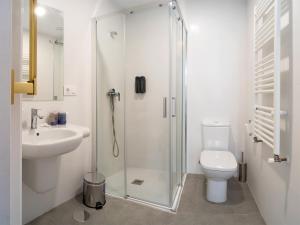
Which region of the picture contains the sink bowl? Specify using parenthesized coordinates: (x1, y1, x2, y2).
(22, 127, 83, 159)
(22, 125, 89, 193)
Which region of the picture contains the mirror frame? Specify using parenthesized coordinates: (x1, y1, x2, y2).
(29, 0, 37, 95)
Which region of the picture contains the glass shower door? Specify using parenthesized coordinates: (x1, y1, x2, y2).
(124, 4, 171, 207)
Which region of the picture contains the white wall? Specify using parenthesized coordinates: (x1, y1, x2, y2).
(185, 0, 248, 174)
(22, 0, 97, 223)
(245, 0, 300, 225)
(286, 1, 300, 223)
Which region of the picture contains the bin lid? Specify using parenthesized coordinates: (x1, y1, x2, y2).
(84, 172, 105, 185)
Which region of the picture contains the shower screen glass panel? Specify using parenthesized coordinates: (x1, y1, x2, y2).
(170, 2, 184, 201)
(96, 1, 186, 208)
(96, 14, 126, 197)
(182, 27, 188, 177)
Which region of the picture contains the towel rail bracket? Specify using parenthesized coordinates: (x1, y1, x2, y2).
(268, 154, 288, 163)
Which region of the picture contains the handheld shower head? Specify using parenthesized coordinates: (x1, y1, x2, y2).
(107, 88, 120, 158)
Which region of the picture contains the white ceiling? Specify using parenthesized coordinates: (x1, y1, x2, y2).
(112, 0, 169, 10)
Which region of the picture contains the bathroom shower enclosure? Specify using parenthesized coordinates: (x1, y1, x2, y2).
(95, 0, 187, 209)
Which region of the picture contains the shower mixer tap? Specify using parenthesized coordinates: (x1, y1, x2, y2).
(107, 88, 120, 101)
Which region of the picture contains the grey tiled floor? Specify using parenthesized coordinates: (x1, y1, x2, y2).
(27, 174, 266, 225)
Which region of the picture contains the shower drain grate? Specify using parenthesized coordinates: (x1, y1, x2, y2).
(131, 179, 144, 185)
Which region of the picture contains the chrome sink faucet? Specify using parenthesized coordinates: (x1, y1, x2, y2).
(31, 108, 43, 129)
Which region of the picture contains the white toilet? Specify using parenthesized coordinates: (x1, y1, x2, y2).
(200, 120, 237, 203)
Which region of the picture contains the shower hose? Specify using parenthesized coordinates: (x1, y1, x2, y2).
(110, 96, 120, 158)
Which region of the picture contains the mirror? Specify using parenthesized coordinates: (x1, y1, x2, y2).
(22, 1, 64, 101)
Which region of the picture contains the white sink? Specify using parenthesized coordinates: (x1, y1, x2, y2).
(23, 128, 83, 159)
(22, 125, 90, 193)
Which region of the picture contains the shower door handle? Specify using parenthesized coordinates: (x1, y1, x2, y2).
(163, 97, 167, 118)
(172, 97, 176, 118)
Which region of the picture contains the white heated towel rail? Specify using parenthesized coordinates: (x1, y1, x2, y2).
(253, 0, 287, 163)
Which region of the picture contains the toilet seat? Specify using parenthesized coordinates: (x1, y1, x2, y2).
(200, 150, 237, 172)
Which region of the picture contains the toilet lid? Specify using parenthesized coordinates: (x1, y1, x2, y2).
(200, 150, 237, 172)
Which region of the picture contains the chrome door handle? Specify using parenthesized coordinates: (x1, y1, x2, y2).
(163, 97, 167, 118)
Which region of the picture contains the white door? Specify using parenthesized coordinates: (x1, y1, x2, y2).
(0, 0, 22, 224)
